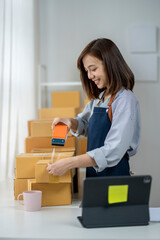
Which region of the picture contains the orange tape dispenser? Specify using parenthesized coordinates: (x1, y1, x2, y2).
(51, 124, 68, 146)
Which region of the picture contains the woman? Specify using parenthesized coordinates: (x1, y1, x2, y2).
(46, 38, 141, 177)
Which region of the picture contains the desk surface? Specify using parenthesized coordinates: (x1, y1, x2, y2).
(0, 179, 160, 240)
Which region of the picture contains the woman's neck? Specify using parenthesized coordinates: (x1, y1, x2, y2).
(103, 93, 111, 102)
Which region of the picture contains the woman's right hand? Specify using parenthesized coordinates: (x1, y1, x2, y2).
(52, 117, 71, 130)
(52, 117, 78, 133)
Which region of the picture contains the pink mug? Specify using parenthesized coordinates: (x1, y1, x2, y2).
(17, 191, 42, 211)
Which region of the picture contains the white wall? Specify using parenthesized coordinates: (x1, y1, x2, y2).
(38, 0, 160, 207)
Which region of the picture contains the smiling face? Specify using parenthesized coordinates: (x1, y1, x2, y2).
(82, 54, 109, 89)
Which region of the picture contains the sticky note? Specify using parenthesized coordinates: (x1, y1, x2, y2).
(108, 185, 128, 204)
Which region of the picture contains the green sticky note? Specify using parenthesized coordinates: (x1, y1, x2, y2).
(108, 185, 128, 204)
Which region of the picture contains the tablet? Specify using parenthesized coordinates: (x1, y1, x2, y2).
(78, 175, 152, 228)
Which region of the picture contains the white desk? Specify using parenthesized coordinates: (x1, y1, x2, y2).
(0, 179, 160, 240)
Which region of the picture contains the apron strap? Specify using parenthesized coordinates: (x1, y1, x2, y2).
(107, 93, 116, 122)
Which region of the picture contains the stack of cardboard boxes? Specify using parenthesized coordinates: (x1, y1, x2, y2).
(14, 152, 75, 206)
(26, 91, 81, 154)
(14, 91, 89, 205)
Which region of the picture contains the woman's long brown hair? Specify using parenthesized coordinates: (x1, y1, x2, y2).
(77, 38, 134, 100)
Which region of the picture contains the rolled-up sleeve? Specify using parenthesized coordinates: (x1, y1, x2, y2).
(87, 94, 141, 172)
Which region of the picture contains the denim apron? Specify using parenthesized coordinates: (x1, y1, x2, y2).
(86, 94, 130, 177)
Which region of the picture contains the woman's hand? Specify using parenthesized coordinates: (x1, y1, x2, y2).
(52, 117, 78, 132)
(46, 154, 97, 176)
(46, 158, 72, 176)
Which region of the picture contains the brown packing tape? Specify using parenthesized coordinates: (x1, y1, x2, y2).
(31, 147, 75, 153)
(27, 178, 33, 191)
(18, 152, 52, 157)
(28, 120, 33, 136)
(49, 175, 59, 183)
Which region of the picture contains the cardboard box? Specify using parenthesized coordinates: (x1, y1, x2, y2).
(39, 107, 79, 119)
(76, 137, 87, 155)
(28, 179, 71, 206)
(15, 152, 75, 178)
(35, 152, 74, 183)
(28, 120, 72, 137)
(15, 153, 53, 179)
(14, 178, 28, 200)
(25, 136, 76, 153)
(31, 120, 53, 137)
(52, 91, 80, 108)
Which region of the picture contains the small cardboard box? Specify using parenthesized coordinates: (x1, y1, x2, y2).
(52, 91, 80, 108)
(25, 136, 76, 153)
(31, 120, 53, 137)
(39, 107, 79, 119)
(14, 178, 28, 200)
(35, 152, 74, 183)
(15, 153, 53, 179)
(28, 179, 71, 206)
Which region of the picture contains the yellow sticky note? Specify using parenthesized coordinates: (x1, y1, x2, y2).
(108, 185, 128, 204)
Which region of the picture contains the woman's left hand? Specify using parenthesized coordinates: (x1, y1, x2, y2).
(46, 154, 96, 176)
(46, 158, 71, 176)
